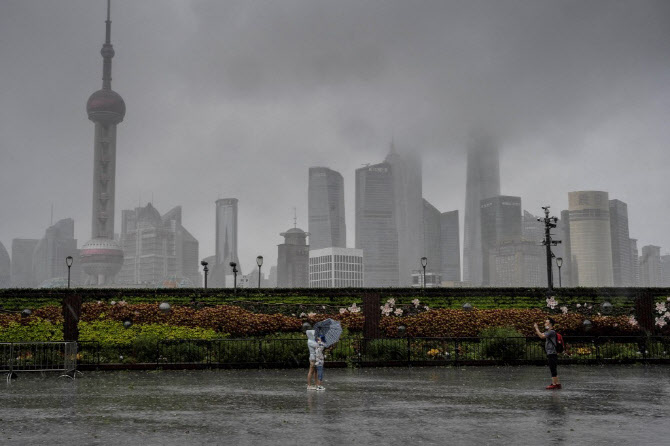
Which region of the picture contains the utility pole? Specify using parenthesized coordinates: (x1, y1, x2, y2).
(538, 206, 561, 291)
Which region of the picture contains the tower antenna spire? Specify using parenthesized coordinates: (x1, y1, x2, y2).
(101, 0, 114, 90)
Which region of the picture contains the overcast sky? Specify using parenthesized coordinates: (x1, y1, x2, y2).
(1, 0, 669, 274)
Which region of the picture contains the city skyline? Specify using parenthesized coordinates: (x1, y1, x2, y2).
(1, 1, 670, 277)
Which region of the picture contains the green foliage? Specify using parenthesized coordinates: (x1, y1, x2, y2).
(0, 320, 63, 341)
(479, 326, 526, 361)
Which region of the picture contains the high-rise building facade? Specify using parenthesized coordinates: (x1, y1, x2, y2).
(630, 238, 640, 286)
(308, 167, 346, 251)
(309, 247, 363, 288)
(661, 255, 670, 287)
(609, 199, 633, 287)
(0, 242, 10, 288)
(463, 135, 500, 286)
(440, 211, 461, 282)
(213, 198, 239, 287)
(10, 239, 39, 287)
(118, 204, 199, 286)
(568, 191, 614, 287)
(560, 210, 573, 287)
(640, 245, 662, 287)
(80, 1, 125, 285)
(355, 162, 399, 287)
(277, 227, 310, 287)
(422, 199, 442, 276)
(489, 240, 543, 287)
(32, 219, 80, 287)
(480, 196, 522, 286)
(385, 145, 423, 286)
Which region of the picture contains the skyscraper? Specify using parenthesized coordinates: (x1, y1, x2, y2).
(308, 167, 346, 251)
(422, 199, 442, 276)
(385, 145, 423, 285)
(609, 199, 633, 287)
(440, 211, 461, 282)
(80, 0, 125, 285)
(32, 219, 80, 287)
(630, 238, 640, 286)
(118, 204, 200, 286)
(640, 245, 662, 287)
(0, 242, 10, 288)
(661, 255, 670, 287)
(480, 196, 522, 286)
(463, 135, 500, 286)
(560, 210, 573, 287)
(355, 162, 399, 287)
(213, 198, 239, 287)
(10, 239, 38, 287)
(568, 191, 614, 287)
(277, 227, 310, 287)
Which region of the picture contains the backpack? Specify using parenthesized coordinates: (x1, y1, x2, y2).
(549, 332, 565, 354)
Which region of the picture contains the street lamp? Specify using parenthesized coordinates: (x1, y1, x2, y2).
(420, 257, 428, 289)
(230, 262, 238, 293)
(555, 257, 563, 288)
(201, 260, 209, 289)
(256, 256, 264, 289)
(65, 256, 73, 289)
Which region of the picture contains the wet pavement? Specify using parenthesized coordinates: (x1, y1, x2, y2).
(1, 365, 669, 445)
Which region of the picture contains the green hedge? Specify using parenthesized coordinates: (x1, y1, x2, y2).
(2, 287, 667, 311)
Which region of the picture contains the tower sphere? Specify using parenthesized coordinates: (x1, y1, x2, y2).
(86, 89, 125, 123)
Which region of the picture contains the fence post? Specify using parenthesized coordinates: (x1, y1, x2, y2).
(454, 339, 459, 365)
(258, 339, 263, 365)
(156, 340, 161, 368)
(594, 337, 600, 363)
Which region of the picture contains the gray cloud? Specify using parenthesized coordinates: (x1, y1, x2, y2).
(1, 0, 669, 275)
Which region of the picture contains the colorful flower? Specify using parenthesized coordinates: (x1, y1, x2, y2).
(655, 302, 667, 314)
(560, 306, 568, 314)
(394, 308, 403, 316)
(412, 298, 420, 307)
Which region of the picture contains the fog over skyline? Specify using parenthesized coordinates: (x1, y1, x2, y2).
(1, 0, 669, 275)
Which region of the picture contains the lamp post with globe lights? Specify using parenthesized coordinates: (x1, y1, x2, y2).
(66, 256, 73, 289)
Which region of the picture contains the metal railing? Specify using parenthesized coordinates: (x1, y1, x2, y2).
(0, 341, 78, 376)
(58, 336, 670, 369)
(149, 336, 670, 368)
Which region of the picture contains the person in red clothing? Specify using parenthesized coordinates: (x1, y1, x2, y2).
(534, 318, 562, 390)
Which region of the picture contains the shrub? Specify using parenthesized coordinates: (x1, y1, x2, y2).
(479, 326, 526, 361)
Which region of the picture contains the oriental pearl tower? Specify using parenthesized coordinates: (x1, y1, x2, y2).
(80, 0, 125, 285)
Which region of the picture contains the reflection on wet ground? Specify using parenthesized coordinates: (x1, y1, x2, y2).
(1, 365, 669, 445)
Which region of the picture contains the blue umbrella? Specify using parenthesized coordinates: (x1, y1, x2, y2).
(314, 318, 342, 347)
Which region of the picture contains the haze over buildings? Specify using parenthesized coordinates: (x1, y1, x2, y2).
(1, 1, 670, 287)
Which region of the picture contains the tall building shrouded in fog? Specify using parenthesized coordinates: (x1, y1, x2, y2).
(630, 238, 640, 286)
(568, 191, 614, 287)
(422, 200, 442, 277)
(212, 198, 239, 287)
(10, 239, 39, 287)
(355, 162, 399, 287)
(463, 134, 500, 286)
(308, 167, 346, 251)
(640, 245, 662, 287)
(385, 144, 424, 285)
(33, 219, 80, 287)
(277, 227, 310, 287)
(609, 199, 633, 287)
(480, 196, 522, 286)
(0, 242, 10, 288)
(118, 204, 200, 286)
(440, 211, 461, 282)
(80, 1, 125, 285)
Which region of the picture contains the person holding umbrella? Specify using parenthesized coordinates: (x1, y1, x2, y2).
(306, 329, 318, 390)
(314, 335, 326, 391)
(313, 318, 343, 391)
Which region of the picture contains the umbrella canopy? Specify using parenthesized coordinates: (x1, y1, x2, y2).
(314, 318, 342, 348)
